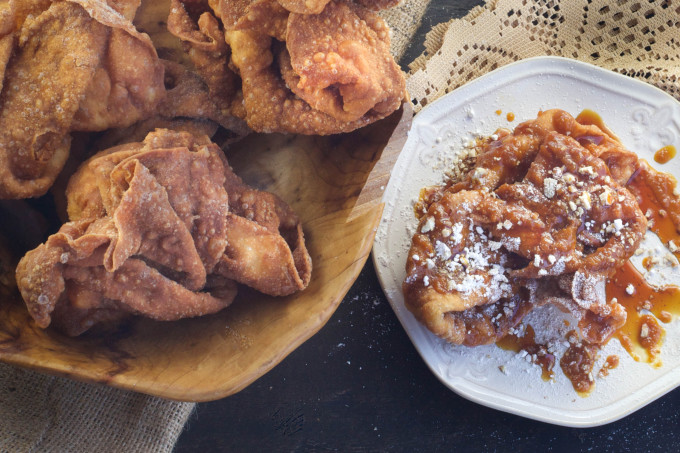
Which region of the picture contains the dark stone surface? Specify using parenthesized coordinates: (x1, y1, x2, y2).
(175, 1, 680, 451)
(175, 265, 680, 452)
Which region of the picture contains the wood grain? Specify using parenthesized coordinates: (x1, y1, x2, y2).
(0, 104, 412, 402)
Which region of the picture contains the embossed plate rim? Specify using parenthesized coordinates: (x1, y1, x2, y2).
(373, 56, 680, 427)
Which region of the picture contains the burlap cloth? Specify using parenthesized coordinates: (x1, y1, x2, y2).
(2, 0, 678, 450)
(0, 3, 429, 452)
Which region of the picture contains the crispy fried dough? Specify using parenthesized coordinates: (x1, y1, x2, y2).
(17, 129, 311, 335)
(167, 0, 245, 119)
(170, 0, 406, 134)
(285, 1, 404, 122)
(69, 0, 164, 131)
(277, 0, 329, 14)
(276, 0, 400, 14)
(0, 0, 164, 199)
(403, 110, 646, 346)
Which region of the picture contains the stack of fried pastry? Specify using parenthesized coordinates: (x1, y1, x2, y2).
(0, 0, 409, 334)
(0, 0, 165, 199)
(16, 129, 312, 335)
(403, 110, 649, 347)
(168, 0, 407, 134)
(0, 0, 406, 200)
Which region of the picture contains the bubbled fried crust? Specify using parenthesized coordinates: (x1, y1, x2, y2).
(285, 1, 405, 122)
(277, 0, 400, 14)
(403, 110, 646, 346)
(166, 0, 247, 124)
(218, 165, 312, 294)
(69, 0, 164, 131)
(0, 0, 164, 200)
(0, 2, 103, 199)
(276, 0, 330, 14)
(171, 0, 406, 135)
(232, 0, 405, 134)
(17, 129, 312, 335)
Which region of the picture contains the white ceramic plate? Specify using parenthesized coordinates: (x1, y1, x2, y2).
(373, 56, 680, 427)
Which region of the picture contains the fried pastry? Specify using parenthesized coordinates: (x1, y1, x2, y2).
(276, 0, 330, 14)
(277, 0, 400, 14)
(169, 0, 407, 135)
(16, 129, 312, 335)
(0, 0, 164, 199)
(403, 110, 647, 347)
(165, 0, 246, 122)
(95, 58, 250, 150)
(284, 1, 404, 122)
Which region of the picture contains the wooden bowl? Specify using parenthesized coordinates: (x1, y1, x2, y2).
(0, 104, 412, 402)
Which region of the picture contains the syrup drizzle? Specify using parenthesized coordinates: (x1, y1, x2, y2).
(654, 145, 676, 164)
(560, 331, 598, 396)
(606, 261, 677, 365)
(626, 168, 680, 252)
(496, 325, 556, 381)
(493, 109, 680, 394)
(575, 109, 621, 142)
(597, 355, 620, 378)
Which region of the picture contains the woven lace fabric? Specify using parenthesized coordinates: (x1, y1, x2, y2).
(407, 0, 680, 111)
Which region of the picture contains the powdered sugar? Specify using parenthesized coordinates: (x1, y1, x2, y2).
(434, 241, 452, 260)
(571, 271, 608, 313)
(543, 177, 557, 199)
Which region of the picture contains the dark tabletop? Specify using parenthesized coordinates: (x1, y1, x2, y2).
(174, 1, 680, 451)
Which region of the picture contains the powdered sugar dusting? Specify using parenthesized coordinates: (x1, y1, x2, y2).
(571, 271, 608, 313)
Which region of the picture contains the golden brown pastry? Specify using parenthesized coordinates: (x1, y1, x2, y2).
(284, 1, 404, 122)
(169, 0, 407, 135)
(403, 110, 647, 347)
(277, 0, 400, 14)
(16, 129, 312, 335)
(165, 0, 247, 125)
(0, 0, 164, 199)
